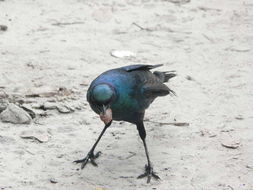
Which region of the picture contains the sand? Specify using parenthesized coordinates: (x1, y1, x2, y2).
(0, 0, 253, 189)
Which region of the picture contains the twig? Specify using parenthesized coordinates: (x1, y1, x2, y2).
(119, 176, 134, 179)
(202, 34, 214, 43)
(145, 120, 189, 127)
(225, 47, 250, 52)
(198, 6, 221, 12)
(125, 151, 136, 159)
(52, 21, 85, 26)
(132, 22, 153, 31)
(24, 149, 35, 155)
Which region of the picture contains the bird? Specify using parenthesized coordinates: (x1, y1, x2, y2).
(74, 64, 176, 183)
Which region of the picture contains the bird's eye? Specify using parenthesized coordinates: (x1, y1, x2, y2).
(92, 84, 114, 104)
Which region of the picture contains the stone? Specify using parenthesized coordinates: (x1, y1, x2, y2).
(0, 103, 32, 124)
(0, 99, 9, 112)
(56, 104, 74, 113)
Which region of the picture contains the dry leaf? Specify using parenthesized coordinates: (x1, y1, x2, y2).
(20, 130, 50, 143)
(221, 141, 240, 149)
(110, 50, 136, 58)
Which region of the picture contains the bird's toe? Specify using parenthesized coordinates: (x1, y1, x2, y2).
(137, 164, 160, 183)
(74, 151, 101, 169)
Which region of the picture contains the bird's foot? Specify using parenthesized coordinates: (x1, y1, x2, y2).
(137, 164, 160, 183)
(74, 151, 101, 169)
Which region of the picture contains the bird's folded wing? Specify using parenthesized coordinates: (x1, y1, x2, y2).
(143, 83, 174, 97)
(121, 64, 163, 72)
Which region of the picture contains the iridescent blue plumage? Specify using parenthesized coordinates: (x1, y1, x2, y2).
(87, 64, 175, 123)
(76, 64, 176, 183)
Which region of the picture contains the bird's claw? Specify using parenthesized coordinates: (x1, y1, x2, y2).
(137, 164, 160, 183)
(74, 151, 101, 169)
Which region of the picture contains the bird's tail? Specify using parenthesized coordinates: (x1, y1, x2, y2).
(153, 71, 176, 83)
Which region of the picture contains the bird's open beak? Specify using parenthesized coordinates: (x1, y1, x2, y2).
(99, 105, 112, 125)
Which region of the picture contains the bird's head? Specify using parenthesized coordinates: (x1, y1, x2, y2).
(89, 83, 115, 124)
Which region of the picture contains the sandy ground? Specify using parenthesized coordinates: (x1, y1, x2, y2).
(1, 0, 253, 189)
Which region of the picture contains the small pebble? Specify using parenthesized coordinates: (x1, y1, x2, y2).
(50, 178, 58, 184)
(0, 25, 8, 31)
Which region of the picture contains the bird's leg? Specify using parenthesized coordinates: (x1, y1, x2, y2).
(136, 122, 160, 183)
(74, 121, 112, 169)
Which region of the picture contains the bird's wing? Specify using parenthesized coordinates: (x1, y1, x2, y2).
(120, 64, 163, 72)
(138, 71, 175, 97)
(143, 83, 174, 97)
